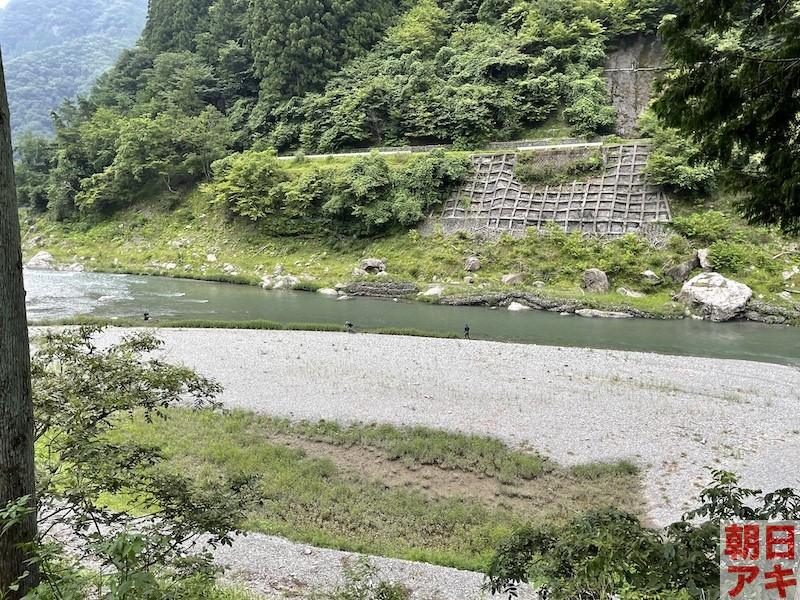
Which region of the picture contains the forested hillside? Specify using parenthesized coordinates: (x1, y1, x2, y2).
(0, 0, 147, 137)
(15, 0, 667, 223)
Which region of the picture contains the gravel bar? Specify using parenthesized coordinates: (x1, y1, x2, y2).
(87, 328, 800, 598)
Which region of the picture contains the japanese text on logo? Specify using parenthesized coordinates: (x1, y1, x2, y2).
(721, 521, 798, 599)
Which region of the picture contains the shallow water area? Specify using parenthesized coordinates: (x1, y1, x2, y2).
(24, 269, 800, 366)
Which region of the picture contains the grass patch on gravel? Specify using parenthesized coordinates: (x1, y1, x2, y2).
(108, 408, 644, 573)
(29, 318, 462, 339)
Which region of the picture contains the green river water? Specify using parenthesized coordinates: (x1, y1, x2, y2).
(24, 270, 800, 366)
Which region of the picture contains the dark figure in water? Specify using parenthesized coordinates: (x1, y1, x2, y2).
(464, 324, 470, 339)
(143, 311, 150, 321)
(345, 321, 354, 333)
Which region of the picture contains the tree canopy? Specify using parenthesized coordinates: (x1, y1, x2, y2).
(15, 0, 670, 222)
(654, 0, 800, 232)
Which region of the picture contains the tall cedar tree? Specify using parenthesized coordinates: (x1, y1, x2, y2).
(654, 0, 800, 231)
(0, 46, 38, 597)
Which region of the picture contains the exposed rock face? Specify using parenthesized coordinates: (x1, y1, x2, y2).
(27, 251, 53, 269)
(360, 258, 386, 273)
(583, 269, 609, 293)
(665, 253, 700, 283)
(465, 256, 481, 272)
(604, 35, 665, 136)
(507, 301, 531, 311)
(744, 300, 800, 324)
(317, 288, 339, 296)
(676, 272, 753, 322)
(576, 309, 633, 318)
(501, 273, 523, 285)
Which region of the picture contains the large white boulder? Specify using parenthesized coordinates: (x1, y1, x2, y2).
(507, 301, 531, 311)
(676, 272, 752, 322)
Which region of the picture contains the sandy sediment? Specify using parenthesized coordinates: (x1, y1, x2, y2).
(83, 328, 800, 598)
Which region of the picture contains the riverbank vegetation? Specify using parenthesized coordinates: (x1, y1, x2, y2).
(20, 172, 800, 320)
(107, 408, 643, 573)
(13, 0, 800, 319)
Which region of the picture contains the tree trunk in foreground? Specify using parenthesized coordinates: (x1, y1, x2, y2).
(0, 44, 38, 597)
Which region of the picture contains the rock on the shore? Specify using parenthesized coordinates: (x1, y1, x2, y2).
(676, 272, 752, 322)
(641, 270, 661, 285)
(507, 301, 531, 311)
(360, 258, 386, 273)
(501, 273, 523, 285)
(346, 280, 418, 298)
(575, 309, 632, 318)
(317, 288, 339, 296)
(583, 268, 609, 293)
(665, 253, 700, 283)
(27, 251, 53, 269)
(421, 286, 445, 297)
(617, 287, 645, 298)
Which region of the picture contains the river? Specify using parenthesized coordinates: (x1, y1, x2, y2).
(23, 269, 800, 366)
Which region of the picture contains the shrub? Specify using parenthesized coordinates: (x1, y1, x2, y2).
(670, 211, 731, 245)
(291, 280, 322, 292)
(641, 111, 716, 196)
(708, 240, 750, 273)
(486, 471, 800, 600)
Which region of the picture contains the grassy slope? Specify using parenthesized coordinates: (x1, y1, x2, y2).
(106, 408, 643, 573)
(20, 149, 800, 321)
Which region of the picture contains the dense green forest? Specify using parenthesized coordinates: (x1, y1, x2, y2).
(15, 0, 668, 227)
(0, 0, 147, 137)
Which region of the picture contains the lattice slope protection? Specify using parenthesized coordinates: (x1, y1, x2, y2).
(438, 144, 671, 236)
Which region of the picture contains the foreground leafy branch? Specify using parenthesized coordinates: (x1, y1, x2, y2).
(5, 326, 255, 599)
(486, 470, 800, 599)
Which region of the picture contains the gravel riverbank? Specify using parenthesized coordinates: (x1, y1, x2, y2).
(86, 328, 800, 598)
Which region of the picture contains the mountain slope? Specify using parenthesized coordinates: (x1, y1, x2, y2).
(0, 0, 147, 137)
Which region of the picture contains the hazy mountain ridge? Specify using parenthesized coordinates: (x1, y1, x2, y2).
(0, 0, 147, 136)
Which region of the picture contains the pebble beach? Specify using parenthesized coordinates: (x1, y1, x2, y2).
(88, 328, 800, 598)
